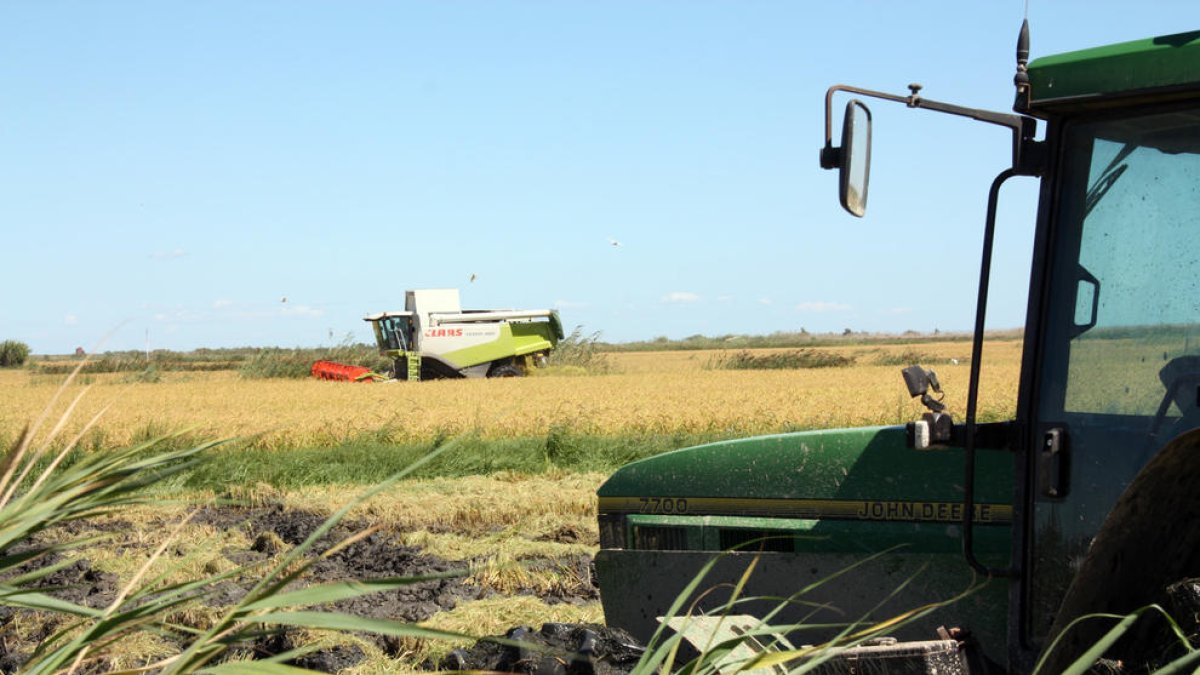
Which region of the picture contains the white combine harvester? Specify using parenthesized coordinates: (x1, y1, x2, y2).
(362, 289, 564, 381)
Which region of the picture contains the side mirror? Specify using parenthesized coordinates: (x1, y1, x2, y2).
(840, 100, 872, 217)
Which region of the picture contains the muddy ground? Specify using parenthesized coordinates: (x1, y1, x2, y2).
(0, 505, 607, 673)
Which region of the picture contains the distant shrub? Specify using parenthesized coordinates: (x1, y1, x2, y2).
(33, 355, 146, 374)
(874, 349, 969, 367)
(0, 340, 30, 368)
(546, 327, 613, 374)
(121, 365, 162, 384)
(239, 349, 321, 379)
(874, 349, 937, 366)
(712, 349, 855, 370)
(239, 344, 390, 380)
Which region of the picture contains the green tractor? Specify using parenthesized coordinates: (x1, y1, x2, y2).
(595, 25, 1200, 672)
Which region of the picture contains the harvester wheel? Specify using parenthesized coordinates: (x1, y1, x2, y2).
(488, 364, 523, 378)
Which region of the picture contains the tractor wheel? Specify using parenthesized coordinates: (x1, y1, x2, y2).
(1043, 428, 1200, 672)
(488, 364, 523, 378)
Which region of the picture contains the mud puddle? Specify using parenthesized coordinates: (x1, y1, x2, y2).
(1, 504, 598, 672)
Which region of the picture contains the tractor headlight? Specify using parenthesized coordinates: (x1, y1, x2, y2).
(598, 513, 626, 549)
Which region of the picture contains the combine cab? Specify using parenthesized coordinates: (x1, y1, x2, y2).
(364, 288, 563, 381)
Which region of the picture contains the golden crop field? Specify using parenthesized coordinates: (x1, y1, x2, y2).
(2, 340, 1023, 451)
(0, 338, 1028, 670)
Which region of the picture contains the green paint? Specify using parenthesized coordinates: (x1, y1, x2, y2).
(597, 426, 1012, 505)
(438, 321, 560, 369)
(596, 426, 1014, 662)
(406, 352, 421, 381)
(1028, 30, 1200, 110)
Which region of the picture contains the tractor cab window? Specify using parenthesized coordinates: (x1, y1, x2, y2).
(1029, 106, 1200, 640)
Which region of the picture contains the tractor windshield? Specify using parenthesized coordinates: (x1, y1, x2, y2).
(1029, 104, 1200, 640)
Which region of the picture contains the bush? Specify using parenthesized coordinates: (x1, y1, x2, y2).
(546, 327, 613, 374)
(239, 344, 391, 379)
(874, 349, 937, 366)
(239, 348, 321, 379)
(711, 349, 855, 370)
(0, 340, 30, 368)
(121, 365, 162, 383)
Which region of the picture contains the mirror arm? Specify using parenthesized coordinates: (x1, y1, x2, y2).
(822, 84, 1043, 176)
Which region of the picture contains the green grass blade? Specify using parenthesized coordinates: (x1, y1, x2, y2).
(1058, 611, 1142, 675)
(0, 589, 103, 617)
(1153, 646, 1200, 675)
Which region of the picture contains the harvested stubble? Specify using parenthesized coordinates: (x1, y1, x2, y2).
(0, 340, 1021, 451)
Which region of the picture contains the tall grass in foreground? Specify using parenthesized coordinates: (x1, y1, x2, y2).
(1, 373, 481, 673)
(1034, 603, 1200, 674)
(628, 555, 1198, 674)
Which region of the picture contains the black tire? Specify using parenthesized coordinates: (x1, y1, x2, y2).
(1044, 428, 1200, 671)
(488, 364, 523, 378)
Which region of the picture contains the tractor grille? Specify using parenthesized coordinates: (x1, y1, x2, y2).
(719, 529, 793, 552)
(632, 525, 688, 551)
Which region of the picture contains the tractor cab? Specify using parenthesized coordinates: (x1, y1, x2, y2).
(595, 26, 1200, 673)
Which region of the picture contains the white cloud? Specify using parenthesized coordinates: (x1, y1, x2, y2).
(64, 314, 78, 326)
(796, 301, 851, 313)
(662, 291, 700, 304)
(281, 304, 324, 318)
(153, 309, 204, 322)
(149, 248, 186, 260)
(212, 299, 234, 310)
(758, 298, 773, 305)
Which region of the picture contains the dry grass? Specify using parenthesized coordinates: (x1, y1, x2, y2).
(292, 471, 603, 536)
(67, 472, 604, 621)
(0, 340, 1021, 450)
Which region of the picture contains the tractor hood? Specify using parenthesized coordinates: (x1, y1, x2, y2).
(597, 426, 1013, 522)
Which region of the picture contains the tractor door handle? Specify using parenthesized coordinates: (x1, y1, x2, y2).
(1039, 428, 1069, 499)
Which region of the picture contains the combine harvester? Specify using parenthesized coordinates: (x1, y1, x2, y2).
(313, 289, 563, 382)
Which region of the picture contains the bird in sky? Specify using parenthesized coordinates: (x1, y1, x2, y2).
(608, 238, 622, 247)
(469, 273, 477, 283)
(280, 296, 288, 303)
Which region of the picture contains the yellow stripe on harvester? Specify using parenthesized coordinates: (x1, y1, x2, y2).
(598, 496, 1012, 524)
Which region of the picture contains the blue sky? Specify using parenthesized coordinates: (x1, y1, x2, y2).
(3, 1, 1198, 353)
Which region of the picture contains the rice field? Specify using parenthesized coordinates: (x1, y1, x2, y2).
(1, 339, 1026, 671)
(1, 340, 1023, 452)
